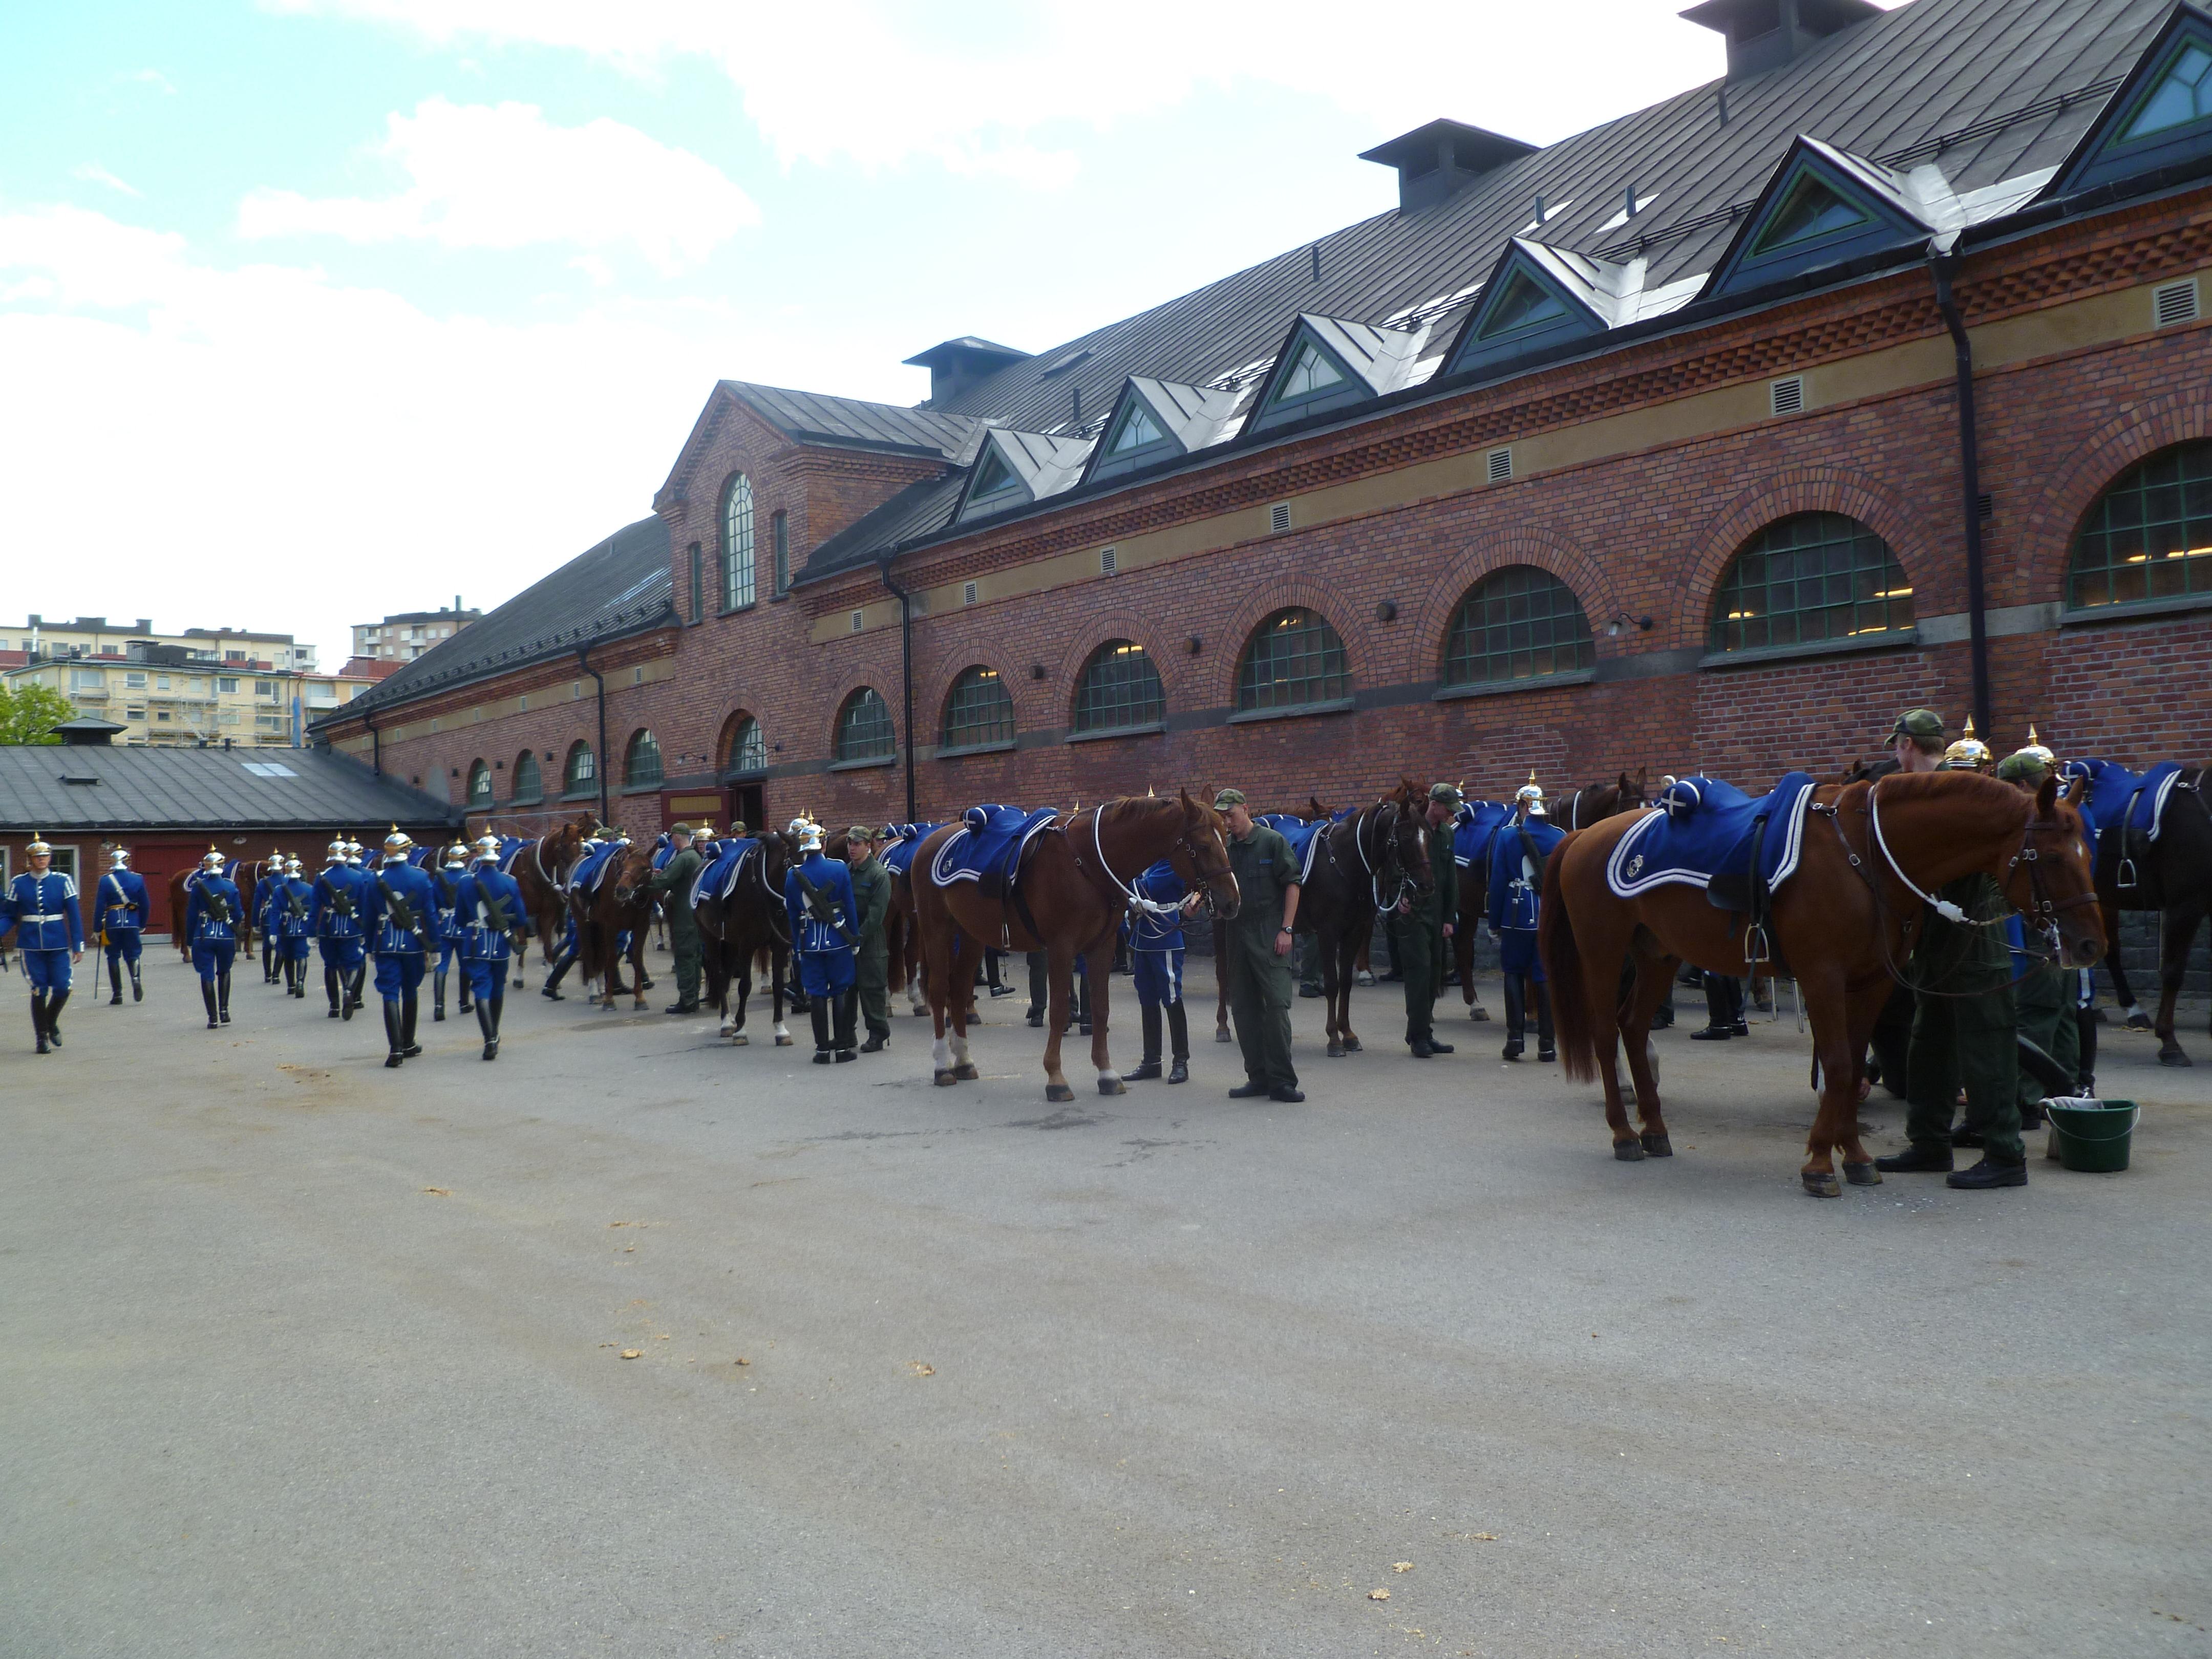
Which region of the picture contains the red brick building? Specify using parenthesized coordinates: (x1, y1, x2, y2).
(316, 0, 2212, 843)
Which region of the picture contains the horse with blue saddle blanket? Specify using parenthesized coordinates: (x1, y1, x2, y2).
(1284, 780, 1434, 1059)
(692, 828, 795, 1046)
(1542, 767, 2105, 1197)
(2061, 755, 2212, 1065)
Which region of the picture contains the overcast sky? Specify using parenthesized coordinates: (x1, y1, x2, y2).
(1, 1, 1752, 671)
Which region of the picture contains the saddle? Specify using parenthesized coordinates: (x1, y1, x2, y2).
(929, 804, 1059, 899)
(690, 838, 760, 910)
(1606, 773, 1817, 917)
(1255, 814, 1332, 884)
(2066, 757, 2185, 902)
(1451, 801, 1511, 871)
(878, 823, 944, 879)
(569, 842, 626, 896)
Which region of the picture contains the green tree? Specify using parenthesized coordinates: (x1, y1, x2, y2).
(0, 681, 77, 744)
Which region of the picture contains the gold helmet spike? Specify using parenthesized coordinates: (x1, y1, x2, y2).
(2021, 722, 2057, 768)
(26, 832, 53, 858)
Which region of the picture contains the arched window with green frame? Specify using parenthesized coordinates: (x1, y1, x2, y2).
(1707, 513, 1913, 654)
(2067, 440, 2212, 611)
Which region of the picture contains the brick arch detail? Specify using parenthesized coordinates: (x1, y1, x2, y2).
(2013, 384, 2212, 602)
(1212, 581, 1361, 708)
(925, 657, 1024, 742)
(1676, 468, 1931, 642)
(713, 708, 764, 771)
(824, 677, 895, 757)
(1048, 608, 1183, 724)
(1405, 526, 1615, 679)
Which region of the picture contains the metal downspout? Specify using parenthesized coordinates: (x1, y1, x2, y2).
(877, 558, 918, 825)
(364, 707, 380, 776)
(1930, 249, 1993, 738)
(578, 644, 609, 825)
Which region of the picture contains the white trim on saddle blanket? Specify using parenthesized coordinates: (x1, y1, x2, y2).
(928, 810, 1060, 888)
(1604, 775, 1816, 900)
(566, 843, 628, 898)
(690, 840, 759, 911)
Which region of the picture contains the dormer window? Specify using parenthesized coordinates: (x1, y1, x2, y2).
(1755, 175, 1868, 251)
(969, 445, 1019, 503)
(1107, 401, 1166, 456)
(1481, 272, 1570, 337)
(1277, 343, 1346, 404)
(2123, 42, 2212, 141)
(2046, 12, 2212, 199)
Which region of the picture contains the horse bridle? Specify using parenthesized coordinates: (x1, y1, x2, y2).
(1073, 804, 1233, 918)
(1355, 800, 1430, 911)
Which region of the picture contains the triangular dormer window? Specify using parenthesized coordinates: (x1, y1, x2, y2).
(1700, 141, 1930, 302)
(1107, 401, 1166, 455)
(2045, 14, 2212, 202)
(2121, 40, 2212, 141)
(970, 444, 1018, 501)
(1276, 342, 1346, 403)
(1753, 175, 1869, 252)
(1480, 271, 1570, 337)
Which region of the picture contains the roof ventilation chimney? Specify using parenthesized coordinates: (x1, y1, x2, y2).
(1359, 119, 1539, 214)
(903, 336, 1033, 407)
(1681, 0, 1881, 80)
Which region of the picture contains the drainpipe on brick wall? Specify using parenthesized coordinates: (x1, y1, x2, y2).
(1929, 248, 1992, 738)
(877, 557, 918, 825)
(364, 706, 380, 776)
(578, 643, 609, 826)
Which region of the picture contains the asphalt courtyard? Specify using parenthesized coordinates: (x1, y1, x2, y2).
(4, 949, 2207, 1659)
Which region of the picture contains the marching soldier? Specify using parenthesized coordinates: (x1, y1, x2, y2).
(646, 821, 706, 1015)
(1216, 788, 1304, 1103)
(1873, 709, 2027, 1190)
(272, 857, 315, 998)
(844, 825, 894, 1052)
(3, 834, 84, 1054)
(311, 837, 370, 1018)
(184, 846, 242, 1030)
(1123, 858, 1198, 1084)
(1392, 781, 1461, 1058)
(457, 835, 525, 1060)
(782, 816, 859, 1064)
(539, 825, 609, 1002)
(430, 841, 472, 1022)
(1489, 775, 1563, 1062)
(96, 845, 151, 1005)
(255, 853, 282, 984)
(364, 826, 438, 1068)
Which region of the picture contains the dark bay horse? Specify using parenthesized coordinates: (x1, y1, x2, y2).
(512, 814, 600, 969)
(1541, 770, 2104, 1196)
(694, 831, 795, 1047)
(910, 792, 1239, 1099)
(2082, 762, 2211, 1066)
(572, 843, 655, 1011)
(1291, 779, 1433, 1059)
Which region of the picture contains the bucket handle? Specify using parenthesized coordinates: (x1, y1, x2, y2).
(2045, 1099, 2140, 1142)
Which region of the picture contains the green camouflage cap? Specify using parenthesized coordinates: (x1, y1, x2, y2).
(1994, 750, 2049, 784)
(845, 823, 877, 843)
(668, 822, 692, 836)
(1212, 788, 1246, 810)
(1428, 781, 1464, 805)
(1890, 708, 1945, 741)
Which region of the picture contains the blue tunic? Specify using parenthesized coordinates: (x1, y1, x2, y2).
(96, 868, 151, 965)
(783, 853, 858, 995)
(456, 865, 525, 999)
(186, 874, 243, 982)
(311, 861, 370, 970)
(5, 869, 84, 991)
(365, 857, 438, 999)
(272, 877, 316, 960)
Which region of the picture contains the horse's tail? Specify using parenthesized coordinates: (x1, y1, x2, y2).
(1540, 835, 1597, 1084)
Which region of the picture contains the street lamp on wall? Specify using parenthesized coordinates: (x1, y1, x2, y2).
(1606, 613, 1653, 638)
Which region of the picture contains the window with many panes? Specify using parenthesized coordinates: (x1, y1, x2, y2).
(1707, 513, 1913, 654)
(512, 750, 543, 803)
(467, 759, 493, 806)
(1072, 641, 1165, 734)
(563, 740, 597, 796)
(940, 666, 1015, 752)
(1235, 608, 1350, 712)
(2068, 440, 2212, 610)
(725, 715, 767, 776)
(624, 730, 664, 788)
(721, 473, 755, 610)
(834, 688, 895, 762)
(1441, 566, 1595, 687)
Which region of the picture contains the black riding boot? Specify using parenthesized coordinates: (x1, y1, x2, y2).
(109, 958, 123, 1004)
(263, 940, 277, 984)
(325, 966, 342, 1017)
(32, 993, 50, 1054)
(1692, 973, 1737, 1040)
(476, 994, 499, 1060)
(1128, 1004, 1164, 1080)
(382, 1001, 405, 1067)
(45, 987, 67, 1047)
(1501, 975, 1526, 1061)
(456, 970, 472, 1014)
(1535, 982, 1557, 1061)
(217, 968, 231, 1025)
(810, 999, 832, 1062)
(1165, 1002, 1191, 1083)
(433, 970, 446, 1022)
(400, 995, 421, 1057)
(202, 981, 220, 1029)
(345, 967, 366, 1019)
(833, 988, 858, 1059)
(542, 948, 576, 1000)
(2075, 1005, 2098, 1095)
(129, 959, 142, 1002)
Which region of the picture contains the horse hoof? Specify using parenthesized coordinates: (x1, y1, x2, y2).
(954, 1062, 980, 1081)
(731, 1033, 749, 1047)
(1469, 1007, 1490, 1022)
(1046, 1083, 1074, 1102)
(2159, 1047, 2192, 1067)
(1343, 1037, 1362, 1053)
(934, 1070, 958, 1088)
(1843, 1160, 1881, 1186)
(1802, 1171, 1842, 1198)
(1097, 1076, 1125, 1096)
(2125, 1012, 2154, 1031)
(1613, 1140, 1646, 1162)
(1640, 1132, 1672, 1158)
(1327, 1043, 1346, 1058)
(1215, 1027, 1235, 1044)
(774, 1034, 793, 1047)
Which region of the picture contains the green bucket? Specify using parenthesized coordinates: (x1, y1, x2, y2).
(2044, 1097, 2138, 1174)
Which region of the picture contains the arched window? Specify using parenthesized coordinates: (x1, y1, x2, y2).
(834, 688, 895, 762)
(466, 759, 493, 806)
(1441, 566, 1595, 688)
(1707, 513, 1913, 654)
(2068, 440, 2212, 611)
(725, 714, 767, 776)
(941, 666, 1015, 752)
(721, 474, 755, 610)
(1073, 640, 1165, 734)
(512, 750, 543, 804)
(562, 740, 597, 797)
(1235, 607, 1350, 713)
(624, 730, 664, 789)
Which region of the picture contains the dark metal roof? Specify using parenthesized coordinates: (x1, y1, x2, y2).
(0, 745, 461, 834)
(328, 516, 675, 722)
(721, 380, 982, 461)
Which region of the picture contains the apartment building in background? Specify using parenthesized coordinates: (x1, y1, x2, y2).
(352, 605, 480, 663)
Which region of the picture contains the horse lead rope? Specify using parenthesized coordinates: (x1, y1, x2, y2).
(1867, 782, 1969, 923)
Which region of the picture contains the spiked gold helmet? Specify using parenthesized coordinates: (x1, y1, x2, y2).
(2019, 722, 2057, 770)
(1943, 716, 1992, 771)
(382, 824, 414, 856)
(1515, 771, 1548, 817)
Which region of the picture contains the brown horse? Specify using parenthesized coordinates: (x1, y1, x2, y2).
(695, 830, 796, 1046)
(910, 792, 1240, 1099)
(571, 843, 655, 1010)
(1541, 770, 2104, 1196)
(1291, 780, 1434, 1059)
(512, 814, 600, 969)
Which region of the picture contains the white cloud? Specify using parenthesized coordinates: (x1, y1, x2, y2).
(71, 163, 143, 199)
(238, 97, 760, 274)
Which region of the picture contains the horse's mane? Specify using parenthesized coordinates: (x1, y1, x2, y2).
(1868, 768, 2034, 817)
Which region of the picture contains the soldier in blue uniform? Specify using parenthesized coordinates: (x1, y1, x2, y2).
(365, 826, 438, 1068)
(4, 834, 85, 1054)
(311, 837, 370, 1019)
(1487, 776, 1565, 1063)
(429, 841, 473, 1022)
(538, 827, 608, 1002)
(95, 845, 151, 1006)
(271, 856, 315, 998)
(1123, 859, 1200, 1084)
(184, 846, 243, 1030)
(256, 849, 288, 985)
(782, 816, 859, 1064)
(457, 834, 525, 1060)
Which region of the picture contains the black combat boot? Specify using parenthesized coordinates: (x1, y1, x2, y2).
(1127, 1004, 1164, 1081)
(217, 968, 231, 1025)
(833, 988, 859, 1060)
(1165, 1004, 1190, 1084)
(810, 999, 832, 1064)
(1948, 1154, 2028, 1190)
(129, 960, 142, 1002)
(325, 966, 343, 1017)
(382, 1002, 405, 1067)
(203, 981, 221, 1030)
(1501, 975, 1526, 1061)
(542, 948, 575, 1000)
(32, 993, 50, 1055)
(1535, 983, 1556, 1062)
(433, 970, 446, 1022)
(109, 958, 124, 1004)
(476, 995, 499, 1060)
(400, 995, 422, 1057)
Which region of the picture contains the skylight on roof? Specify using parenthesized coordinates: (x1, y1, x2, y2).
(1481, 272, 1570, 337)
(970, 444, 1019, 499)
(2122, 42, 2212, 141)
(1754, 175, 1869, 252)
(1107, 401, 1166, 455)
(1275, 343, 1346, 402)
(240, 761, 297, 777)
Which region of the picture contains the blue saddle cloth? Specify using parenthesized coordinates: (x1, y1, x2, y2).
(1605, 773, 1817, 899)
(492, 835, 531, 874)
(690, 838, 760, 907)
(570, 842, 626, 894)
(1452, 801, 1511, 869)
(878, 823, 944, 878)
(2065, 758, 2183, 841)
(1256, 814, 1331, 883)
(930, 805, 1059, 891)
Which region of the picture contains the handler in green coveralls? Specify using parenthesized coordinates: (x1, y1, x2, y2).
(1873, 710, 2027, 1190)
(647, 822, 705, 1015)
(1390, 781, 1461, 1058)
(1216, 789, 1304, 1103)
(845, 824, 895, 1053)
